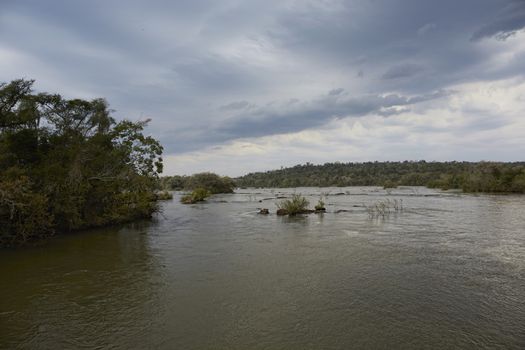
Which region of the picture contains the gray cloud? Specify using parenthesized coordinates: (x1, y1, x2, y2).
(417, 23, 437, 37)
(382, 63, 424, 80)
(471, 1, 525, 41)
(162, 88, 453, 152)
(1, 0, 525, 166)
(219, 100, 254, 111)
(328, 88, 345, 96)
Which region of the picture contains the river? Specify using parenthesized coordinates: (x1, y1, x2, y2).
(1, 187, 524, 349)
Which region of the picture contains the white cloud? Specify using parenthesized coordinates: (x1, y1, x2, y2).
(164, 77, 525, 176)
(2, 0, 525, 176)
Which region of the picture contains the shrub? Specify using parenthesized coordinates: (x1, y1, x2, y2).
(315, 198, 326, 211)
(0, 176, 54, 246)
(155, 191, 173, 200)
(277, 194, 310, 215)
(181, 188, 211, 204)
(184, 173, 235, 194)
(383, 180, 398, 189)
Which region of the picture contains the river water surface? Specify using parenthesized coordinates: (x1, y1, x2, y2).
(1, 187, 525, 349)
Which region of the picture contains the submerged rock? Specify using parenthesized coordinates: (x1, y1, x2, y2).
(277, 208, 316, 216)
(276, 208, 289, 216)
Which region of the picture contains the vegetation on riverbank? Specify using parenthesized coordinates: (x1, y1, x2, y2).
(0, 79, 164, 247)
(161, 172, 235, 194)
(155, 191, 173, 200)
(180, 188, 211, 204)
(236, 161, 525, 193)
(276, 194, 311, 215)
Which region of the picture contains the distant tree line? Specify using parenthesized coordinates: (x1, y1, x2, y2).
(235, 161, 525, 193)
(0, 79, 163, 247)
(160, 172, 235, 194)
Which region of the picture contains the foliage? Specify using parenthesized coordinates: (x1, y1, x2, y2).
(159, 175, 186, 190)
(277, 194, 310, 215)
(236, 161, 525, 193)
(161, 172, 235, 194)
(315, 198, 326, 211)
(424, 163, 525, 193)
(185, 173, 235, 193)
(155, 191, 173, 200)
(383, 180, 398, 189)
(0, 175, 54, 246)
(0, 79, 163, 246)
(181, 188, 211, 204)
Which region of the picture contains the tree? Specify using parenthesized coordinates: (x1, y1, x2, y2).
(183, 172, 235, 194)
(0, 79, 164, 246)
(235, 161, 525, 193)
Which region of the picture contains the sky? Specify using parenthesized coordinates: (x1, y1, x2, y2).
(1, 0, 525, 176)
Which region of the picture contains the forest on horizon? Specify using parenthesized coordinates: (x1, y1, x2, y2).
(232, 161, 525, 192)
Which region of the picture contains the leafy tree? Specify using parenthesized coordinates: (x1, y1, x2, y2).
(161, 172, 235, 194)
(0, 79, 164, 246)
(184, 172, 235, 194)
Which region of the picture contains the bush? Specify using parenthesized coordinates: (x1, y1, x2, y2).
(0, 176, 54, 246)
(181, 188, 211, 204)
(277, 194, 310, 215)
(155, 191, 173, 200)
(383, 180, 398, 189)
(315, 198, 326, 211)
(184, 173, 235, 194)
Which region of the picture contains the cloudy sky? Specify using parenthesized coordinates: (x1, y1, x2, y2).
(1, 0, 525, 176)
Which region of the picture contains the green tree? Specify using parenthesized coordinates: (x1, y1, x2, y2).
(0, 79, 164, 246)
(184, 172, 235, 194)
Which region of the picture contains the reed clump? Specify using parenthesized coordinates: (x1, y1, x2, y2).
(366, 198, 403, 218)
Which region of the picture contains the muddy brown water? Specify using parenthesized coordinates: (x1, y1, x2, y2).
(1, 187, 524, 349)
